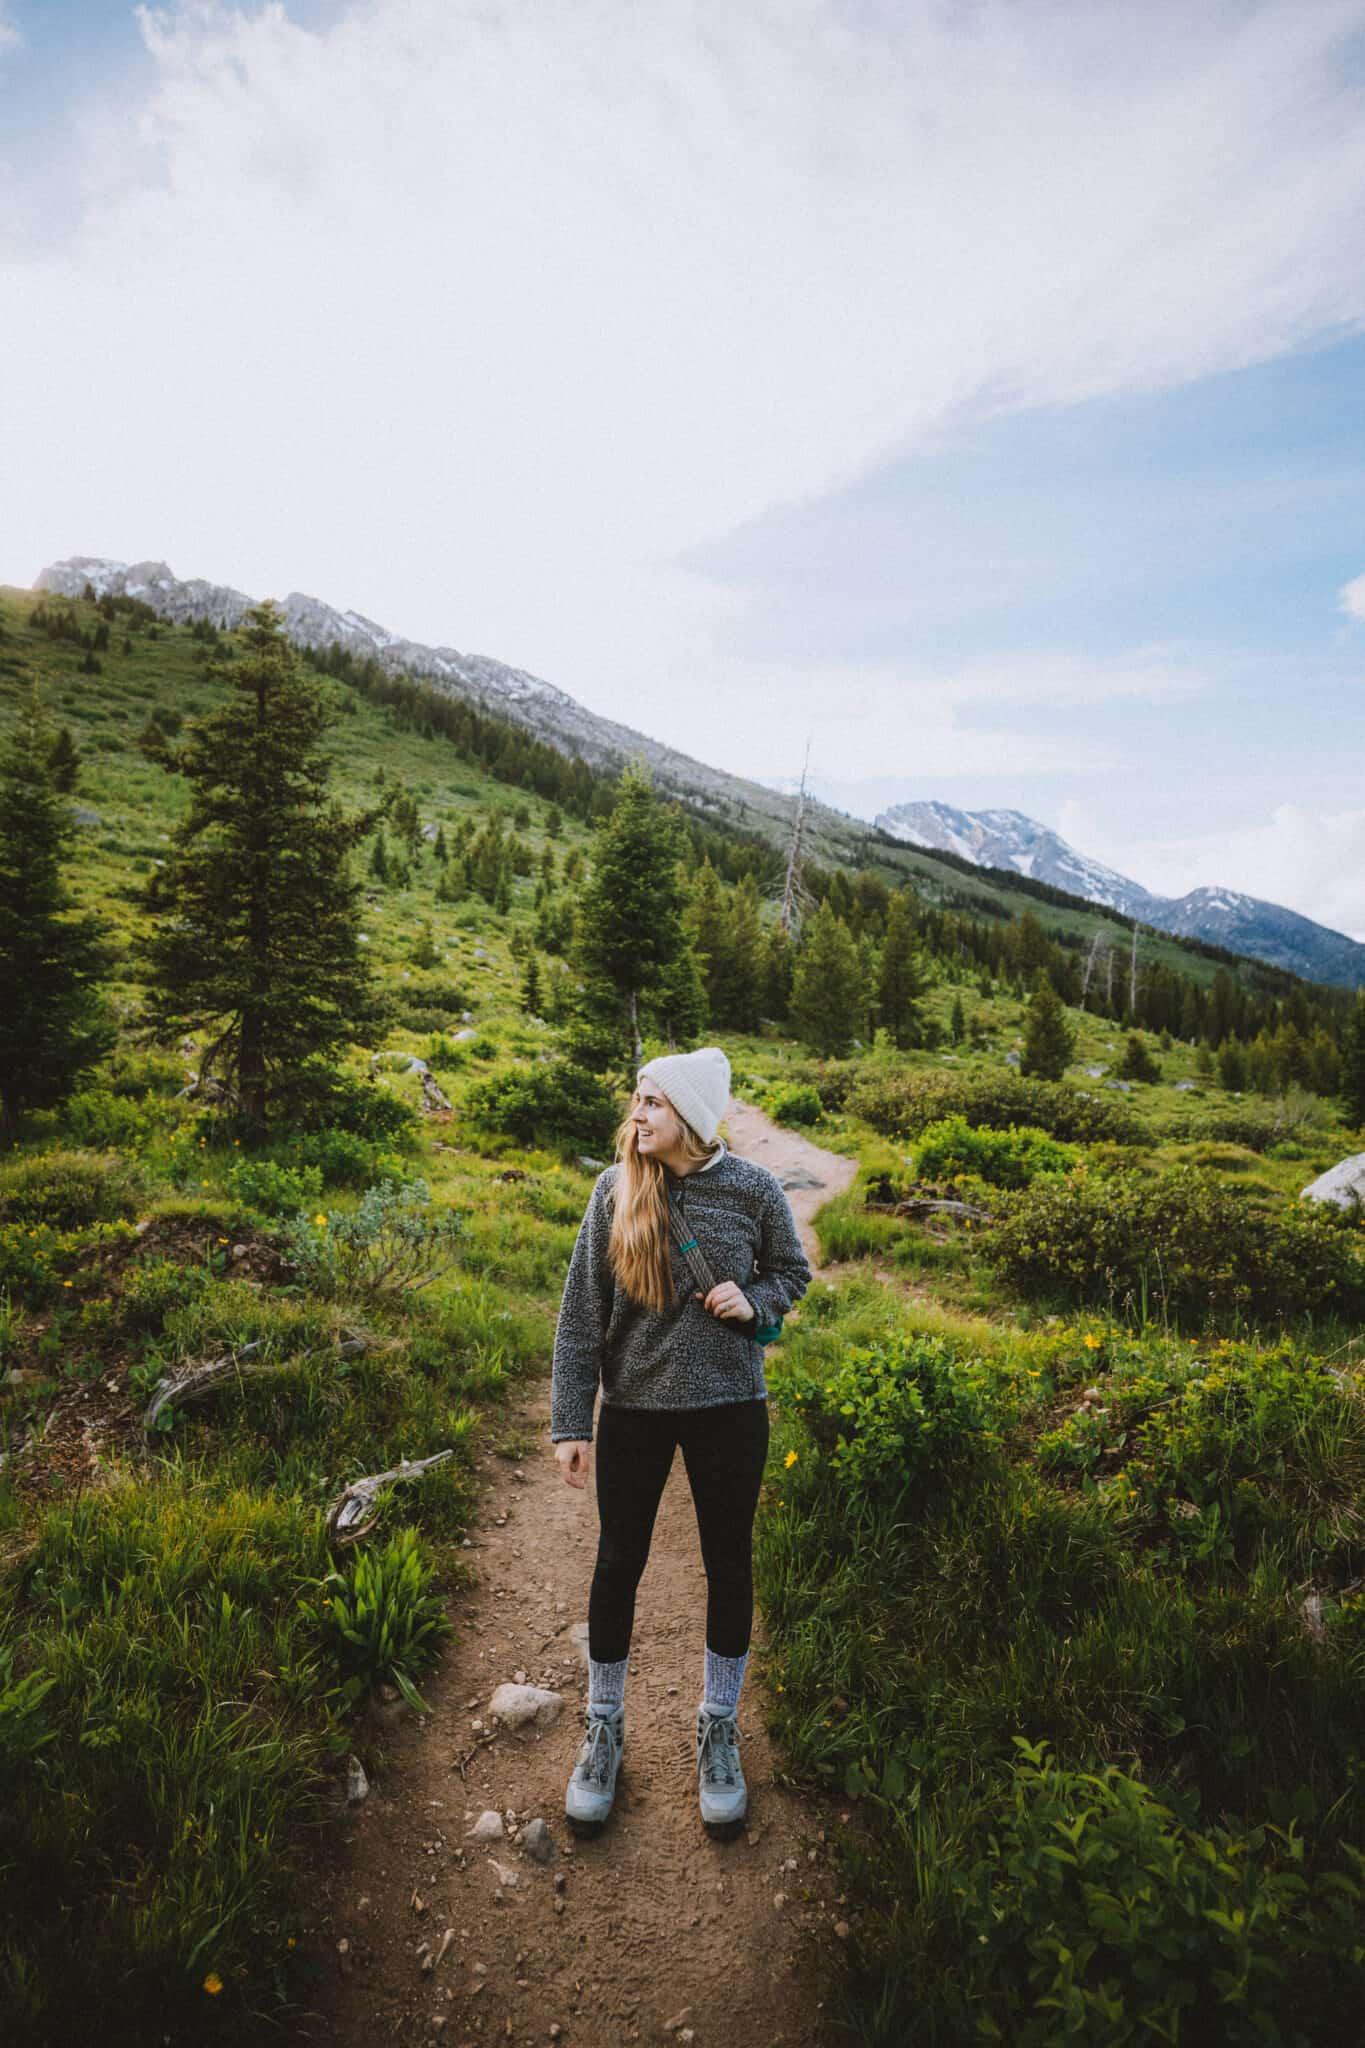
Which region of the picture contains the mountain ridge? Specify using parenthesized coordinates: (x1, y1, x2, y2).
(877, 798, 1365, 989)
(33, 556, 1364, 990)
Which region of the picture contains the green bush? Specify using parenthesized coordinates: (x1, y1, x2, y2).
(281, 1178, 464, 1297)
(228, 1156, 325, 1216)
(293, 1073, 419, 1143)
(763, 1081, 825, 1127)
(786, 1330, 997, 1509)
(0, 1150, 141, 1229)
(61, 1088, 167, 1150)
(117, 1256, 212, 1336)
(464, 1060, 618, 1150)
(953, 1738, 1365, 2045)
(915, 1114, 1077, 1189)
(286, 1125, 390, 1188)
(989, 1166, 1365, 1326)
(303, 1525, 451, 1711)
(849, 1069, 1149, 1147)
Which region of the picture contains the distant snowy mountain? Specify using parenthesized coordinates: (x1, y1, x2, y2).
(876, 799, 1365, 988)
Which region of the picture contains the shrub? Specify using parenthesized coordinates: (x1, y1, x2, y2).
(914, 1115, 1077, 1189)
(786, 1330, 998, 1509)
(954, 1738, 1365, 2045)
(848, 1069, 1148, 1146)
(62, 1088, 166, 1150)
(117, 1257, 211, 1336)
(763, 1081, 824, 1127)
(286, 1126, 388, 1188)
(464, 1060, 618, 1150)
(281, 1178, 464, 1297)
(293, 1072, 419, 1143)
(989, 1166, 1365, 1326)
(303, 1525, 451, 1711)
(228, 1156, 325, 1216)
(0, 1149, 141, 1229)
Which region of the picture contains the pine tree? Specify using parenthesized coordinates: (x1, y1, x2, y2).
(724, 874, 764, 1033)
(141, 601, 382, 1127)
(46, 725, 80, 794)
(521, 952, 543, 1015)
(1341, 993, 1365, 1129)
(684, 859, 730, 1027)
(1116, 1032, 1161, 1083)
(1217, 1039, 1249, 1093)
(790, 903, 864, 1057)
(433, 823, 448, 865)
(949, 994, 966, 1044)
(570, 760, 694, 1070)
(1020, 973, 1075, 1081)
(369, 830, 391, 883)
(877, 893, 925, 1049)
(0, 689, 114, 1128)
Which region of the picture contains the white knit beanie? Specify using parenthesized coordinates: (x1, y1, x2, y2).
(637, 1046, 731, 1146)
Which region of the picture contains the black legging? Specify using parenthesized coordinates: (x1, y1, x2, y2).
(588, 1397, 770, 1663)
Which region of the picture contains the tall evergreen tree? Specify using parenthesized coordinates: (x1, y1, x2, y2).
(684, 859, 731, 1028)
(570, 760, 694, 1070)
(141, 601, 382, 1127)
(521, 951, 543, 1016)
(1341, 993, 1365, 1129)
(0, 689, 114, 1129)
(790, 903, 864, 1057)
(877, 892, 925, 1049)
(1020, 972, 1075, 1081)
(725, 874, 764, 1033)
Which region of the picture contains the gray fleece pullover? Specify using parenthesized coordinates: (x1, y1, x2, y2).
(549, 1146, 812, 1442)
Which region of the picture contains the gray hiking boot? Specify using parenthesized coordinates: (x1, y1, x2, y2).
(696, 1706, 747, 1832)
(565, 1706, 625, 1831)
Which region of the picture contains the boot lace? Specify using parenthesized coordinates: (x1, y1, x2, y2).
(575, 1714, 619, 1789)
(698, 1714, 740, 1787)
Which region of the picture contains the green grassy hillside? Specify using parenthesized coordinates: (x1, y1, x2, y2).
(1, 582, 1363, 2046)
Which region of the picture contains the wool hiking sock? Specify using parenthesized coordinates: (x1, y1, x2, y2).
(587, 1653, 629, 1714)
(700, 1644, 748, 1719)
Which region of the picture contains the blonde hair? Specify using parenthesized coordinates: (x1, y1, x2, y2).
(607, 1089, 715, 1310)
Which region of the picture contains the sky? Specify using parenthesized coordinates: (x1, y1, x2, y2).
(3, 2, 1365, 938)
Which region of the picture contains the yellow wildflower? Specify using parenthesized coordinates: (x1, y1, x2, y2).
(1027, 1369, 1042, 1377)
(314, 1213, 328, 1228)
(203, 1974, 223, 1996)
(63, 1280, 73, 1288)
(1083, 1334, 1102, 1350)
(784, 1449, 799, 1468)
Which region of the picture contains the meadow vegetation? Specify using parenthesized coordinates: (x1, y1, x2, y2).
(1, 582, 1363, 2043)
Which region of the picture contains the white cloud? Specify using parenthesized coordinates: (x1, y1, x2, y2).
(0, 6, 21, 55)
(5, 0, 1365, 782)
(1339, 573, 1365, 623)
(1077, 803, 1365, 940)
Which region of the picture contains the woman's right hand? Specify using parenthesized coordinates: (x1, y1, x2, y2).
(555, 1440, 592, 1490)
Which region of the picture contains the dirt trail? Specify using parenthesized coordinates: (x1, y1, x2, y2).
(303, 1103, 858, 2048)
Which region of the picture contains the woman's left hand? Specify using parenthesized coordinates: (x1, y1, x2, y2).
(697, 1282, 755, 1324)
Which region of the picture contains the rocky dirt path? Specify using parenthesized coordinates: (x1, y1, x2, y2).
(302, 1102, 857, 2048)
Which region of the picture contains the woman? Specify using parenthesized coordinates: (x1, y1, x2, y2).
(550, 1045, 811, 1836)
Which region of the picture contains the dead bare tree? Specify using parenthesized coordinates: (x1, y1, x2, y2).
(779, 738, 814, 937)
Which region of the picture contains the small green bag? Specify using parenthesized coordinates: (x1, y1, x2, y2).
(667, 1201, 783, 1345)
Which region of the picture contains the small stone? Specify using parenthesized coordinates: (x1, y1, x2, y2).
(664, 2009, 694, 2032)
(520, 1818, 554, 1864)
(488, 1858, 519, 1888)
(336, 1937, 352, 1978)
(514, 1669, 528, 1684)
(834, 1920, 850, 1939)
(553, 1897, 565, 1915)
(487, 1682, 565, 1730)
(553, 1872, 566, 1893)
(468, 1811, 504, 1841)
(345, 1756, 370, 1803)
(430, 2019, 448, 2035)
(773, 1891, 787, 1911)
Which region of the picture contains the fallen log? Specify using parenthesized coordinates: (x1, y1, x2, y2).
(865, 1197, 995, 1224)
(325, 1448, 456, 1547)
(142, 1334, 371, 1435)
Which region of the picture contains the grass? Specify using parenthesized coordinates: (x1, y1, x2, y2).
(3, 584, 1365, 2041)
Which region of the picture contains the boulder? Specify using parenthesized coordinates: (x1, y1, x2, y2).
(1301, 1154, 1365, 1212)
